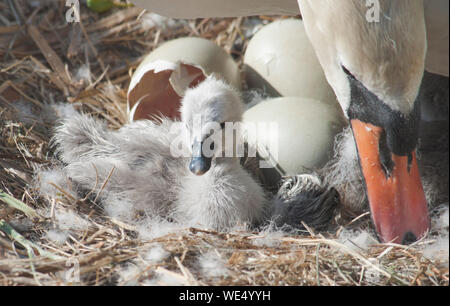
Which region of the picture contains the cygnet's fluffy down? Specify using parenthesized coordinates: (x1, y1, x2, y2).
(52, 77, 338, 231)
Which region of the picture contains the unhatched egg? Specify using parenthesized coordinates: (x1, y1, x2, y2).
(128, 37, 241, 122)
(244, 19, 336, 105)
(243, 97, 346, 185)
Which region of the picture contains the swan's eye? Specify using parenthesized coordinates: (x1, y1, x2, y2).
(210, 142, 215, 151)
(341, 65, 356, 79)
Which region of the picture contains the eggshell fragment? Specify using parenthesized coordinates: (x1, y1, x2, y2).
(128, 37, 241, 122)
(243, 97, 346, 184)
(244, 19, 336, 104)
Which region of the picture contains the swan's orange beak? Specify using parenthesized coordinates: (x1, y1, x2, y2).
(351, 119, 430, 244)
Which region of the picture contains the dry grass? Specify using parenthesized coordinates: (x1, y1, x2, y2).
(0, 1, 448, 286)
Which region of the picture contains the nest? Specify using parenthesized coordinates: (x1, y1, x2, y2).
(0, 1, 448, 286)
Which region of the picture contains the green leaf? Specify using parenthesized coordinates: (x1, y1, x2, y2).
(86, 0, 115, 13)
(0, 219, 63, 260)
(0, 190, 42, 220)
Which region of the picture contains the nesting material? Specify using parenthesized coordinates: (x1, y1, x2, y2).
(33, 166, 76, 200)
(337, 229, 377, 252)
(52, 209, 91, 232)
(145, 268, 190, 286)
(45, 229, 70, 245)
(143, 244, 170, 264)
(117, 263, 143, 286)
(41, 206, 92, 245)
(422, 205, 449, 265)
(139, 12, 186, 33)
(250, 223, 285, 248)
(74, 64, 92, 85)
(136, 217, 186, 241)
(197, 251, 229, 278)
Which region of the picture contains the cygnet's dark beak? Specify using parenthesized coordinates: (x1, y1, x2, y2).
(189, 140, 212, 175)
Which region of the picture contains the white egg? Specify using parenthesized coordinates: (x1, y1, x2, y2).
(243, 97, 346, 184)
(128, 37, 241, 122)
(244, 19, 336, 105)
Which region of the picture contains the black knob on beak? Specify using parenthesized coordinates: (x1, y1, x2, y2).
(189, 139, 212, 176)
(189, 157, 212, 175)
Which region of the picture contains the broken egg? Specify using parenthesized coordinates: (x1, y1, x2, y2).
(128, 37, 241, 122)
(244, 19, 336, 104)
(243, 97, 346, 185)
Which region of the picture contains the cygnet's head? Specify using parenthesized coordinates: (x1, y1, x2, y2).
(180, 76, 244, 176)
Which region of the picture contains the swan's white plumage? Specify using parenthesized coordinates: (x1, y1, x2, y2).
(297, 0, 427, 115)
(131, 0, 299, 18)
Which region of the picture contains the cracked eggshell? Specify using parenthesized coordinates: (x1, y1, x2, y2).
(128, 37, 241, 122)
(243, 97, 346, 185)
(244, 19, 336, 105)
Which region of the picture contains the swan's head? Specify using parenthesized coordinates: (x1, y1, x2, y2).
(299, 0, 429, 244)
(180, 76, 244, 175)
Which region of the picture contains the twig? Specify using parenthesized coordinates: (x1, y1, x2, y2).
(93, 165, 115, 203)
(316, 243, 321, 286)
(48, 182, 76, 202)
(174, 256, 201, 286)
(27, 25, 70, 95)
